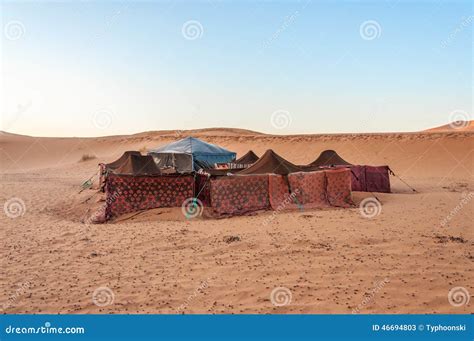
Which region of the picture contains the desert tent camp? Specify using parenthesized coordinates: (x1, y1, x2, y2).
(148, 137, 236, 173)
(92, 147, 394, 222)
(238, 149, 305, 175)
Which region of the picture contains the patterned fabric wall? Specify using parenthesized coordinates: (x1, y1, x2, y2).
(365, 166, 391, 193)
(102, 168, 358, 221)
(268, 175, 301, 211)
(349, 165, 366, 192)
(288, 171, 330, 209)
(325, 169, 354, 207)
(210, 175, 269, 216)
(348, 165, 390, 193)
(105, 174, 194, 220)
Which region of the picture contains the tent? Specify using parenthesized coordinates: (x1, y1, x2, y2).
(350, 165, 391, 193)
(99, 151, 161, 191)
(98, 151, 193, 220)
(238, 149, 305, 175)
(304, 150, 391, 193)
(308, 150, 352, 167)
(227, 150, 259, 170)
(105, 151, 141, 170)
(102, 151, 161, 176)
(235, 150, 259, 164)
(148, 137, 236, 173)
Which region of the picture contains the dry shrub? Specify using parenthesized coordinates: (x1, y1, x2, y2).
(80, 154, 97, 162)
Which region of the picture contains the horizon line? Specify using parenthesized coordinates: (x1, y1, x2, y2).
(1, 120, 472, 139)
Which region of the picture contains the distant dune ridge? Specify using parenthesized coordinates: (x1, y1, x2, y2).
(424, 120, 473, 132)
(0, 121, 472, 172)
(0, 121, 472, 314)
(1, 120, 473, 140)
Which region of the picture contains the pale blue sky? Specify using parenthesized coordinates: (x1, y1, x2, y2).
(1, 0, 472, 137)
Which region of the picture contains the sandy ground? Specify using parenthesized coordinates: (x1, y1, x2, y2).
(0, 128, 472, 314)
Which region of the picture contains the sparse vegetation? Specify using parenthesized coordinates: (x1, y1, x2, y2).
(79, 154, 97, 162)
(434, 234, 467, 244)
(139, 146, 147, 153)
(223, 235, 241, 243)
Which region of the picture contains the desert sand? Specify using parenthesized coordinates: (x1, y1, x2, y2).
(0, 126, 473, 314)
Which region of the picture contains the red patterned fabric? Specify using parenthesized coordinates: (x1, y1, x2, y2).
(347, 165, 390, 193)
(350, 165, 366, 192)
(325, 168, 354, 207)
(268, 175, 301, 211)
(365, 166, 391, 193)
(288, 171, 330, 209)
(105, 174, 194, 220)
(210, 175, 269, 216)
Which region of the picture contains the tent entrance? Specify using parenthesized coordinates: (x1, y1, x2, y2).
(149, 152, 194, 173)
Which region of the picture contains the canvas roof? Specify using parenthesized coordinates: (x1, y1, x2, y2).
(309, 150, 352, 167)
(235, 150, 259, 164)
(149, 137, 235, 157)
(238, 149, 304, 175)
(148, 137, 236, 171)
(106, 152, 161, 176)
(106, 151, 141, 169)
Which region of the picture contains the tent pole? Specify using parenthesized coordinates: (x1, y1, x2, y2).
(389, 167, 417, 193)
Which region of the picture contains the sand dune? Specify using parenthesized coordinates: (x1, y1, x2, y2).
(0, 126, 472, 314)
(424, 120, 474, 132)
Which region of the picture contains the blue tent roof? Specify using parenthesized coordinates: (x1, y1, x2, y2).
(149, 137, 234, 156)
(149, 137, 236, 169)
